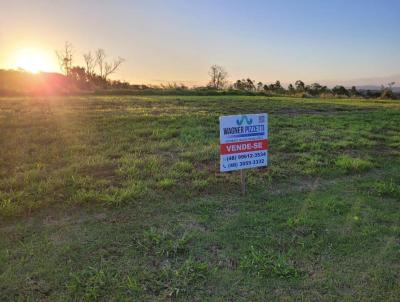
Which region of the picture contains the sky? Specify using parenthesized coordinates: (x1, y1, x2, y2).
(1, 0, 399, 86)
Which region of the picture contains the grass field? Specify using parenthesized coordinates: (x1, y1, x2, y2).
(1, 95, 400, 301)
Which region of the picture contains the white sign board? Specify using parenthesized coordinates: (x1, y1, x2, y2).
(220, 113, 268, 172)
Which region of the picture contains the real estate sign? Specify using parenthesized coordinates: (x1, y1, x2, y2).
(220, 113, 268, 172)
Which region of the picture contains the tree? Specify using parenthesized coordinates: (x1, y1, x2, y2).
(307, 83, 328, 96)
(69, 66, 89, 89)
(233, 79, 256, 91)
(56, 42, 73, 76)
(246, 79, 255, 91)
(83, 51, 96, 76)
(208, 65, 228, 90)
(274, 80, 282, 91)
(332, 85, 349, 96)
(295, 80, 305, 92)
(267, 80, 285, 94)
(233, 79, 244, 90)
(257, 81, 263, 92)
(95, 49, 106, 78)
(380, 82, 395, 99)
(104, 57, 125, 80)
(94, 49, 125, 81)
(288, 84, 295, 94)
(350, 86, 360, 97)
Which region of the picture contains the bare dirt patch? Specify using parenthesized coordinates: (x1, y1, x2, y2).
(79, 163, 121, 184)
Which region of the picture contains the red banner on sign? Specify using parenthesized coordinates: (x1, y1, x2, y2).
(220, 139, 269, 155)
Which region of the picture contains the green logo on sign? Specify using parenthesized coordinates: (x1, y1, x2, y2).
(236, 115, 253, 126)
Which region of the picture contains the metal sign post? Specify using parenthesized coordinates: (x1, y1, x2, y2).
(219, 113, 269, 195)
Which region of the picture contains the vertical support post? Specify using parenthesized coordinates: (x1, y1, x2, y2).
(240, 169, 246, 196)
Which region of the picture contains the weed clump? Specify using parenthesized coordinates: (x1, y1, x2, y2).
(240, 246, 301, 279)
(373, 179, 400, 198)
(335, 155, 373, 173)
(157, 258, 209, 298)
(136, 228, 193, 258)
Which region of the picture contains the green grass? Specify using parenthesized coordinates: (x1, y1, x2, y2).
(0, 95, 400, 300)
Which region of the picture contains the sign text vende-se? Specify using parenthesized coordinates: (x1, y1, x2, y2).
(220, 113, 268, 172)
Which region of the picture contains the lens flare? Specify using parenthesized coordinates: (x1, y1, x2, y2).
(10, 48, 56, 73)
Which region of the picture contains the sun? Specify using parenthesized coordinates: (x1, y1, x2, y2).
(10, 48, 56, 73)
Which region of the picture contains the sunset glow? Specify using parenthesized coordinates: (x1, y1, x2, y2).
(9, 48, 57, 73)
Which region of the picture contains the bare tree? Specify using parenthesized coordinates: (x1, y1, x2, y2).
(95, 49, 106, 78)
(380, 81, 396, 99)
(56, 41, 73, 75)
(104, 57, 125, 80)
(208, 65, 228, 90)
(83, 51, 96, 76)
(94, 49, 124, 80)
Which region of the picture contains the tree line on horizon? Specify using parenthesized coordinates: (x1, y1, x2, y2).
(0, 43, 397, 99)
(206, 65, 397, 99)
